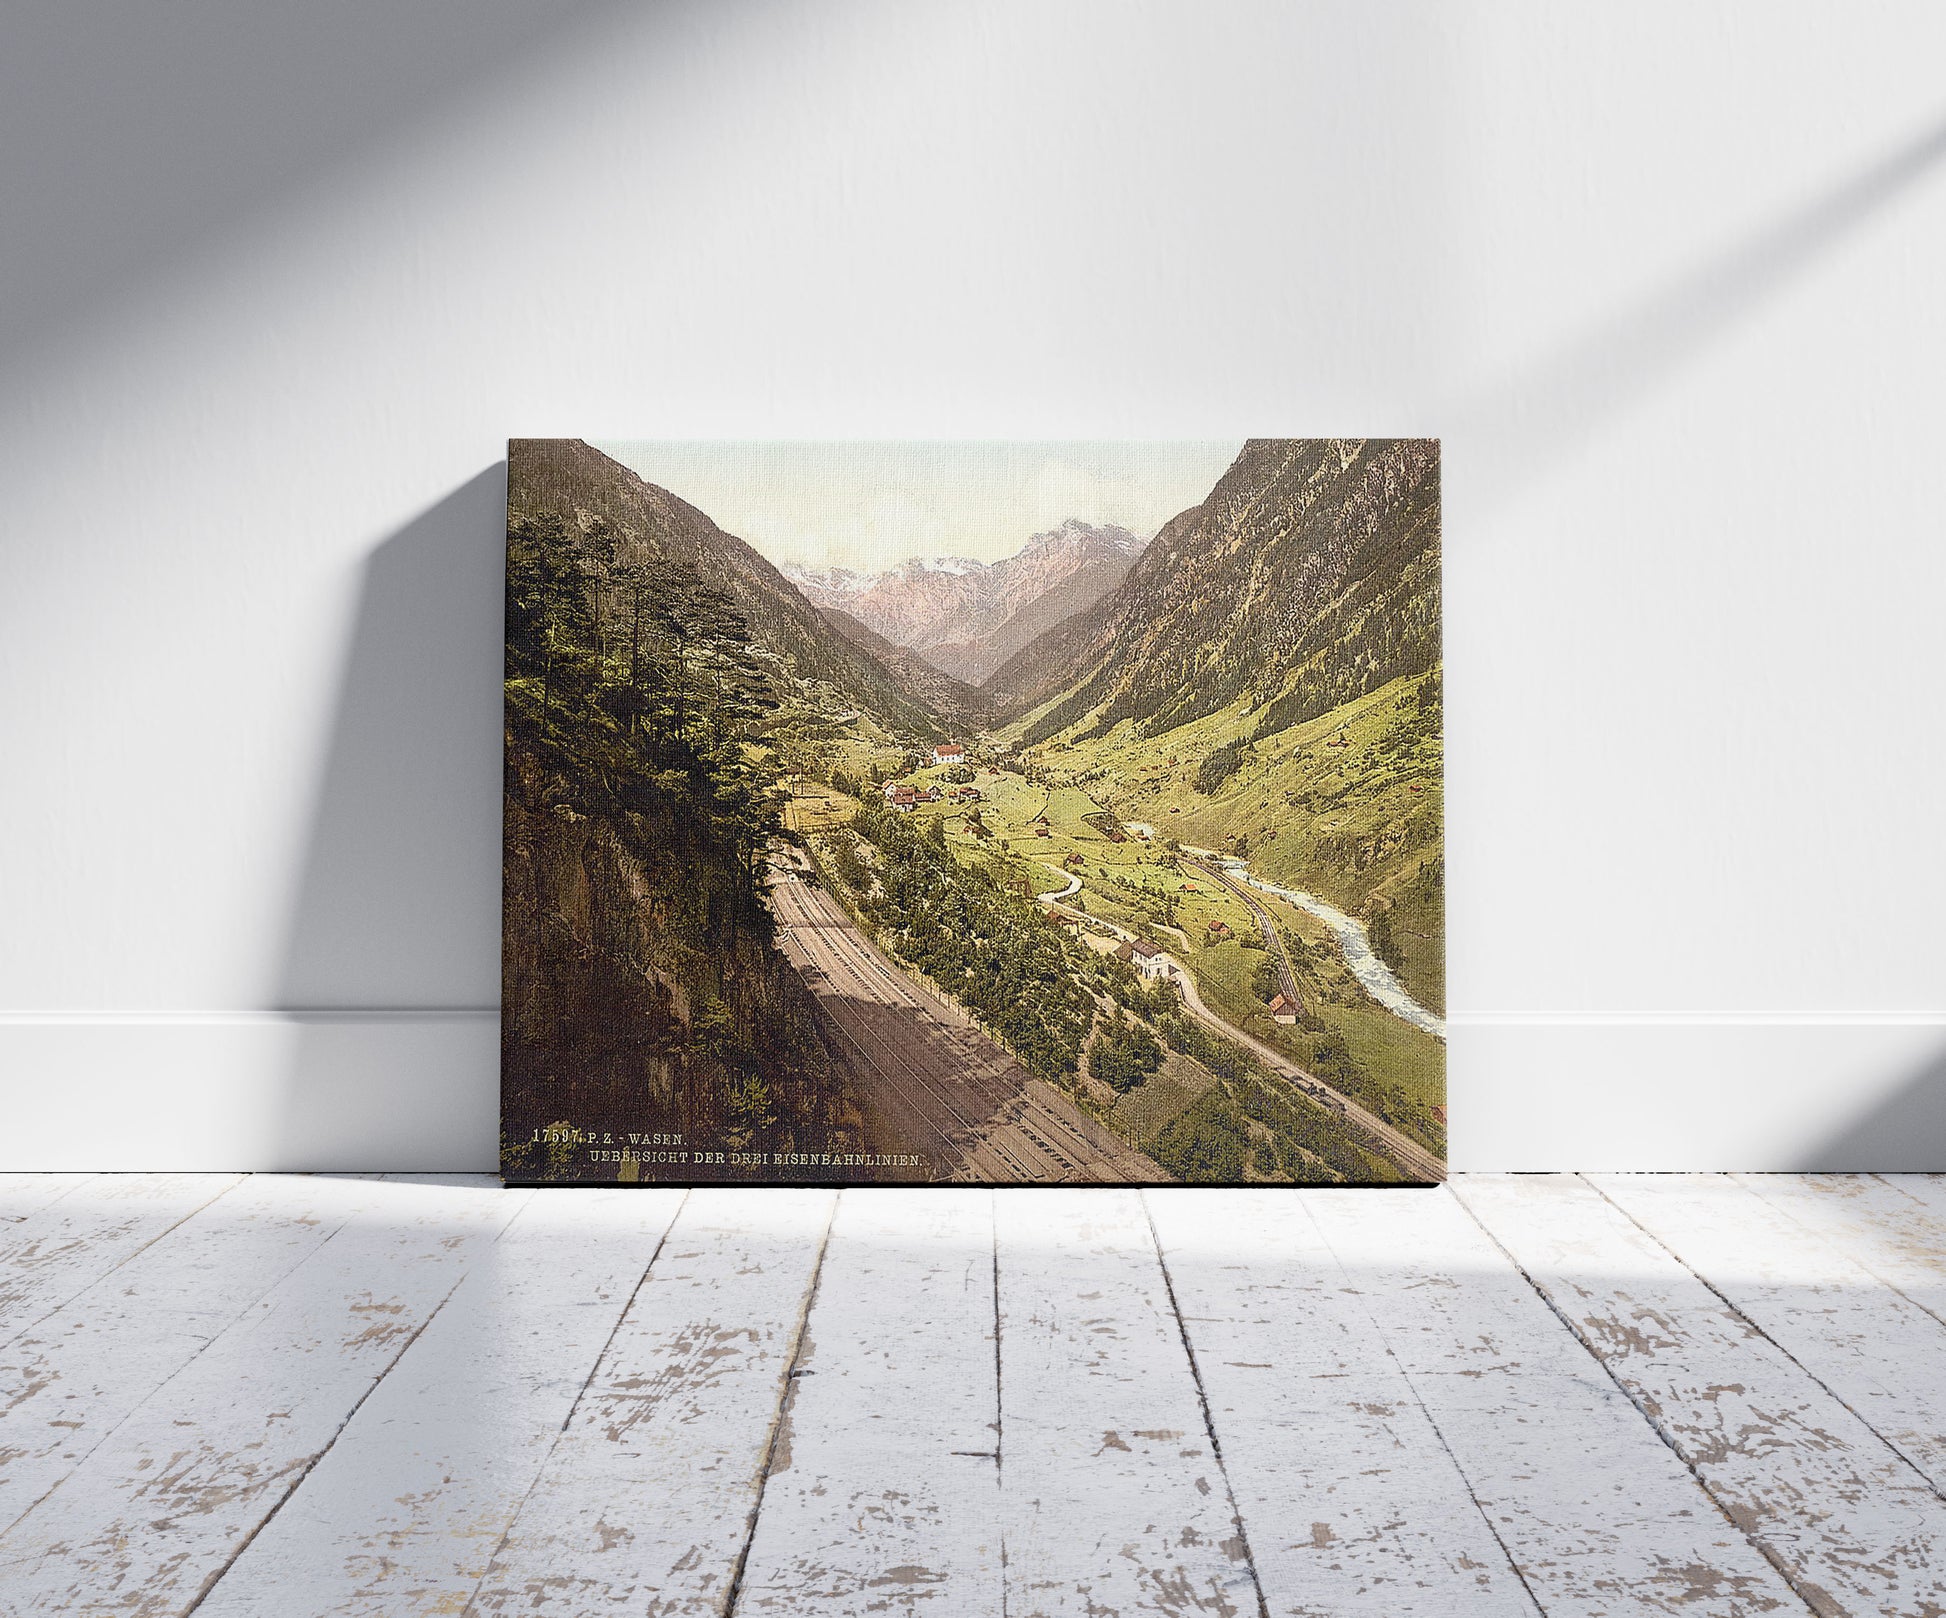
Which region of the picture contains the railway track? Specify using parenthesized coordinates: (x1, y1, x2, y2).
(769, 871, 1162, 1184)
(1172, 856, 1443, 1183)
(1181, 854, 1300, 1007)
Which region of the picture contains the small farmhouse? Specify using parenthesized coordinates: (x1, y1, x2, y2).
(1268, 992, 1301, 1024)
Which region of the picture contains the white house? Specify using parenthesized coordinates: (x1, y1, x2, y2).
(1117, 939, 1173, 981)
(931, 742, 966, 766)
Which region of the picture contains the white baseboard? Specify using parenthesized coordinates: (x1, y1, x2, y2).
(0, 1012, 499, 1172)
(0, 1013, 1940, 1172)
(1449, 1015, 1946, 1171)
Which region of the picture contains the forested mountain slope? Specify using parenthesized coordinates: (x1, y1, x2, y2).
(816, 605, 993, 723)
(502, 441, 897, 1179)
(989, 440, 1440, 744)
(509, 439, 967, 736)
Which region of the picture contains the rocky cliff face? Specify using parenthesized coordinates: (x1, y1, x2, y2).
(502, 439, 899, 1180)
(785, 519, 1147, 685)
(991, 440, 1440, 743)
(501, 741, 865, 1180)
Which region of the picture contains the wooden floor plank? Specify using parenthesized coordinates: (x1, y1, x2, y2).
(0, 1174, 96, 1223)
(0, 1174, 412, 1537)
(1879, 1175, 1946, 1218)
(1147, 1189, 1539, 1616)
(1733, 1176, 1946, 1324)
(464, 1187, 837, 1616)
(189, 1186, 687, 1617)
(0, 1173, 245, 1347)
(0, 1175, 526, 1616)
(5, 1174, 1937, 1617)
(1594, 1173, 1946, 1499)
(1309, 1188, 1807, 1616)
(994, 1188, 1261, 1618)
(732, 1188, 1003, 1615)
(1458, 1174, 1946, 1617)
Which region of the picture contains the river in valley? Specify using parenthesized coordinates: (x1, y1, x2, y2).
(1188, 849, 1446, 1040)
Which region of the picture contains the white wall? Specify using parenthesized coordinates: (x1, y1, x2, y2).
(3, 1, 1942, 1171)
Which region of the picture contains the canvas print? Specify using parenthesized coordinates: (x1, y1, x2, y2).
(502, 440, 1444, 1185)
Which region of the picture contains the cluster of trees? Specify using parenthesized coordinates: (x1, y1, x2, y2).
(1251, 951, 1285, 1004)
(1152, 1091, 1252, 1181)
(1366, 908, 1400, 977)
(508, 515, 781, 820)
(1235, 1077, 1396, 1182)
(1148, 1064, 1399, 1185)
(844, 806, 1096, 1085)
(502, 511, 851, 1178)
(1373, 671, 1443, 763)
(1101, 871, 1178, 931)
(1087, 1014, 1164, 1093)
(506, 512, 788, 909)
(1193, 740, 1247, 795)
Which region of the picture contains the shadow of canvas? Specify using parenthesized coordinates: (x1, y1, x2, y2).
(270, 468, 507, 1171)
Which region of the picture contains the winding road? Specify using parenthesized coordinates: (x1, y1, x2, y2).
(1041, 851, 1443, 1183)
(1164, 960, 1445, 1183)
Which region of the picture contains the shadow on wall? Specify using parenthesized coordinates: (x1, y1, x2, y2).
(0, 0, 646, 379)
(272, 469, 507, 1172)
(1453, 108, 1946, 514)
(1795, 1044, 1946, 1173)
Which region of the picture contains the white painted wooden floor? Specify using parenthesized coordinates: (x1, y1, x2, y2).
(2, 1176, 1944, 1616)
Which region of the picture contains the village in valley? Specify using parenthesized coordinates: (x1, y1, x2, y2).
(774, 687, 1447, 1184)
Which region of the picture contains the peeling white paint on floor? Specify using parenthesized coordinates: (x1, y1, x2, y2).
(0, 1173, 1941, 1615)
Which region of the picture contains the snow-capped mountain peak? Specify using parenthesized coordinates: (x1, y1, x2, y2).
(781, 520, 1152, 686)
(901, 555, 988, 578)
(780, 563, 873, 597)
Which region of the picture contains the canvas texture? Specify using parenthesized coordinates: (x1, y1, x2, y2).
(502, 440, 1444, 1185)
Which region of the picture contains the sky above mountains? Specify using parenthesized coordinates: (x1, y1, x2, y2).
(593, 440, 1243, 574)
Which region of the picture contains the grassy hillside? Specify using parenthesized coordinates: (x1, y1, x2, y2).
(784, 721, 1439, 1167)
(1021, 670, 1445, 1015)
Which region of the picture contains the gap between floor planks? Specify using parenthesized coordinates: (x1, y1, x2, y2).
(0, 1174, 1942, 1616)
